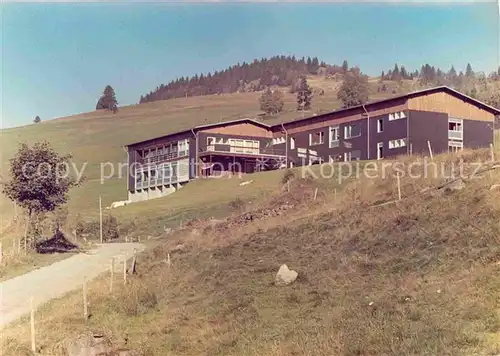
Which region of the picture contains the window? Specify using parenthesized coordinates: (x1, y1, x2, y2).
(344, 150, 361, 162)
(377, 142, 384, 160)
(389, 111, 406, 121)
(329, 126, 340, 148)
(448, 118, 463, 140)
(448, 140, 463, 153)
(377, 119, 384, 133)
(273, 137, 286, 145)
(344, 124, 361, 139)
(309, 131, 324, 146)
(290, 137, 296, 150)
(389, 138, 407, 149)
(178, 139, 189, 157)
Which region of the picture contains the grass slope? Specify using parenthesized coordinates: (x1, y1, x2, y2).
(0, 76, 396, 227)
(3, 149, 500, 356)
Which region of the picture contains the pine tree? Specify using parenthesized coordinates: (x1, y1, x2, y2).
(296, 76, 312, 111)
(96, 85, 118, 112)
(342, 60, 349, 73)
(33, 116, 41, 124)
(400, 66, 408, 80)
(466, 63, 474, 77)
(392, 64, 401, 80)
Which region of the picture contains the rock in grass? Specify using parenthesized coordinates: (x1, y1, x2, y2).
(67, 332, 114, 356)
(275, 264, 298, 286)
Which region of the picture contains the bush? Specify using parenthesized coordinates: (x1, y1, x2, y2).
(228, 197, 245, 211)
(75, 214, 119, 241)
(281, 169, 296, 184)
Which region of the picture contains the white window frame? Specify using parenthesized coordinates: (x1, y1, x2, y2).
(377, 142, 384, 160)
(290, 137, 296, 150)
(389, 138, 407, 149)
(377, 118, 384, 133)
(309, 131, 324, 146)
(329, 126, 340, 148)
(344, 124, 360, 139)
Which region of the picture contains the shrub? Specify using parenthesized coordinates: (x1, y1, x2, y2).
(75, 214, 119, 241)
(281, 169, 296, 184)
(228, 197, 245, 211)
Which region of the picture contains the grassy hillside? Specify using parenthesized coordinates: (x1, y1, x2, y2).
(0, 76, 397, 229)
(4, 148, 500, 355)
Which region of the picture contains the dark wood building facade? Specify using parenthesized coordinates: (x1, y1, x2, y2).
(125, 86, 499, 202)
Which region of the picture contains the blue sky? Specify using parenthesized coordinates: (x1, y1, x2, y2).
(1, 2, 499, 128)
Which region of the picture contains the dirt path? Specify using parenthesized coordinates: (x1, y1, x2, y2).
(0, 242, 145, 328)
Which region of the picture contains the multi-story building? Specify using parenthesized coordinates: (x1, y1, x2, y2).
(125, 86, 499, 202)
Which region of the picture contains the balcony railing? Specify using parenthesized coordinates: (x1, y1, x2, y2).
(135, 175, 181, 190)
(448, 130, 463, 140)
(203, 145, 286, 157)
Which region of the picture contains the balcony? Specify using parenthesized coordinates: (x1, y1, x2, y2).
(448, 130, 463, 140)
(202, 145, 286, 157)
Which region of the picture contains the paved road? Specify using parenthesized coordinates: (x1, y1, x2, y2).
(0, 242, 145, 328)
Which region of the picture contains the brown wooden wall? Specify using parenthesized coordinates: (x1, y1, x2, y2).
(201, 123, 273, 137)
(407, 92, 494, 122)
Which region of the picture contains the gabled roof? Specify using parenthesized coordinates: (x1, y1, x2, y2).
(125, 117, 270, 147)
(125, 86, 499, 148)
(276, 85, 500, 129)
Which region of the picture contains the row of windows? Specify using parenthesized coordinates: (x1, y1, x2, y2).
(141, 139, 189, 163)
(388, 111, 406, 121)
(206, 136, 260, 154)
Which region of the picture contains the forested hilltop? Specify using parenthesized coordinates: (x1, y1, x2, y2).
(139, 55, 500, 109)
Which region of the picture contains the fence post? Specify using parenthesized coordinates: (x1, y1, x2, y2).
(30, 296, 36, 353)
(490, 143, 495, 162)
(397, 173, 402, 201)
(110, 258, 115, 293)
(0, 242, 3, 265)
(131, 248, 137, 274)
(427, 141, 434, 161)
(99, 196, 103, 244)
(313, 188, 318, 201)
(123, 258, 127, 285)
(83, 277, 88, 320)
(167, 253, 171, 269)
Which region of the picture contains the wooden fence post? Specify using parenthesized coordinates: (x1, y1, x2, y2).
(83, 277, 88, 320)
(123, 258, 127, 285)
(99, 196, 103, 244)
(30, 296, 36, 353)
(396, 173, 402, 201)
(110, 258, 115, 293)
(12, 238, 16, 256)
(131, 249, 137, 274)
(427, 141, 434, 161)
(490, 143, 495, 162)
(167, 253, 171, 269)
(313, 188, 318, 201)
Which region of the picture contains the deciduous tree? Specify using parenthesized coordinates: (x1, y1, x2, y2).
(337, 72, 369, 108)
(2, 142, 81, 248)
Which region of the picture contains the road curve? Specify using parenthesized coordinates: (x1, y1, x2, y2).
(0, 242, 145, 328)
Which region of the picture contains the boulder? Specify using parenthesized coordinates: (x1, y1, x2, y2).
(275, 264, 298, 286)
(67, 332, 114, 356)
